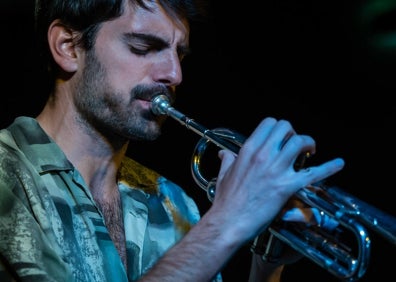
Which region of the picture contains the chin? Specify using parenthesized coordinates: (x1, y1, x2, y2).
(138, 120, 163, 141)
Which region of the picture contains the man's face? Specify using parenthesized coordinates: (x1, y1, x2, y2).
(73, 1, 190, 141)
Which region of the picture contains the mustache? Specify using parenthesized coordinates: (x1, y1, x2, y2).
(132, 84, 175, 104)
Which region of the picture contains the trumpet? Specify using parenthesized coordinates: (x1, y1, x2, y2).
(150, 94, 396, 281)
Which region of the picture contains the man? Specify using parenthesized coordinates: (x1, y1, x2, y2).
(0, 0, 344, 281)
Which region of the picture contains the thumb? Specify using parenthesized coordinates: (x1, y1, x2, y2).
(217, 149, 237, 179)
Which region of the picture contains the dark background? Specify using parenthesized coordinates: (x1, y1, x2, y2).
(2, 0, 396, 281)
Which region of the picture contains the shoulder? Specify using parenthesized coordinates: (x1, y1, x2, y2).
(0, 125, 27, 183)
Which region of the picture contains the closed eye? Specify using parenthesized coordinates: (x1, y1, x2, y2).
(124, 32, 190, 60)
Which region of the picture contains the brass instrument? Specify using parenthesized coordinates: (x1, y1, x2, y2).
(151, 94, 396, 281)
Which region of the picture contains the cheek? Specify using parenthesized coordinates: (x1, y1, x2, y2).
(110, 52, 150, 85)
(104, 58, 142, 92)
(95, 41, 135, 82)
(94, 37, 150, 90)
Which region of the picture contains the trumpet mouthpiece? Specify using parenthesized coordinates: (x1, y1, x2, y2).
(151, 95, 171, 116)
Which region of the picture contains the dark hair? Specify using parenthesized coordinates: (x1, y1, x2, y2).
(34, 0, 208, 91)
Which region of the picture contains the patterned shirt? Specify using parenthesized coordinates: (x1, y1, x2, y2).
(0, 116, 222, 281)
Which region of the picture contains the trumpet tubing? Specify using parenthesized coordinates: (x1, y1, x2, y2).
(150, 94, 396, 281)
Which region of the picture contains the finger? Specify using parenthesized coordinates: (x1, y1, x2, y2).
(244, 117, 278, 146)
(217, 149, 236, 180)
(226, 117, 280, 176)
(282, 207, 340, 231)
(282, 207, 314, 223)
(311, 208, 339, 231)
(256, 119, 296, 153)
(275, 134, 316, 169)
(241, 119, 297, 167)
(297, 158, 345, 188)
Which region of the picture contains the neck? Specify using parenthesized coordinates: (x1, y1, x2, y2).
(36, 96, 129, 196)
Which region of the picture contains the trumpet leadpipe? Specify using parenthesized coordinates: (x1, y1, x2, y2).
(151, 94, 241, 154)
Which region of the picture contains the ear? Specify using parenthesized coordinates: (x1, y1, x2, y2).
(47, 20, 80, 73)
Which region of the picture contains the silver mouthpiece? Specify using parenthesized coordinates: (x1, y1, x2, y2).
(151, 95, 171, 116)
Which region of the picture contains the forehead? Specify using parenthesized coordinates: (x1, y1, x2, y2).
(102, 1, 190, 45)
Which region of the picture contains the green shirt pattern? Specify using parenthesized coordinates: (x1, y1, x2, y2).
(0, 117, 221, 281)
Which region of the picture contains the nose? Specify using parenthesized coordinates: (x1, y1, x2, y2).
(152, 51, 183, 86)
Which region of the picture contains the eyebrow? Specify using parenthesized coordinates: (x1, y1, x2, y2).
(123, 32, 191, 56)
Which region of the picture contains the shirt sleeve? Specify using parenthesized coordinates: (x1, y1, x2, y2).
(0, 156, 73, 282)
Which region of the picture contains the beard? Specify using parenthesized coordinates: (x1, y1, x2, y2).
(73, 48, 171, 143)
